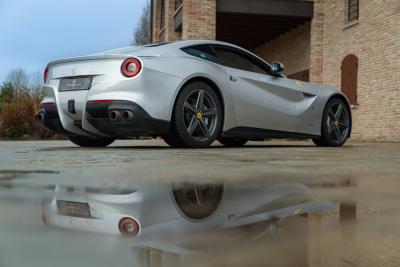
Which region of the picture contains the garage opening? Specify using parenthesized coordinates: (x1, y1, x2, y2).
(216, 0, 314, 79)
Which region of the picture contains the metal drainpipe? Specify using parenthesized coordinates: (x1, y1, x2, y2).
(150, 0, 154, 43)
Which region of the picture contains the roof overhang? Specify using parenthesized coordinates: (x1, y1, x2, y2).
(216, 0, 314, 49)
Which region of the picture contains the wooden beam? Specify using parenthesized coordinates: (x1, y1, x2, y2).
(217, 0, 314, 18)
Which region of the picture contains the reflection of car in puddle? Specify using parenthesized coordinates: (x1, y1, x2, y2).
(42, 182, 333, 254)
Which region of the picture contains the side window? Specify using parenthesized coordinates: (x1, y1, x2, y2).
(181, 45, 220, 64)
(213, 46, 269, 75)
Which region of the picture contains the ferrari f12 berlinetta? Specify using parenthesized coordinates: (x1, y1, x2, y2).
(37, 40, 352, 148)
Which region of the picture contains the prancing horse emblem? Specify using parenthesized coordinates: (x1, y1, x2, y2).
(296, 80, 304, 88)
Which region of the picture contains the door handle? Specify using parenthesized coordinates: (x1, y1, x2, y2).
(229, 75, 237, 82)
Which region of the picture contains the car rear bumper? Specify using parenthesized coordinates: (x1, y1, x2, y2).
(85, 100, 170, 137)
(36, 103, 67, 134)
(38, 100, 170, 138)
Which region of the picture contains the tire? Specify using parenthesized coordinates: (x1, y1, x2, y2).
(313, 98, 351, 147)
(173, 184, 224, 220)
(162, 134, 184, 148)
(218, 136, 248, 147)
(311, 137, 328, 147)
(68, 135, 115, 147)
(164, 81, 223, 148)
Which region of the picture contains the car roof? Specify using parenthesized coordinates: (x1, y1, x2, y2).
(103, 40, 248, 57)
(101, 40, 272, 68)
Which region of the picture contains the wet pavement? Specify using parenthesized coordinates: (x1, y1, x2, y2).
(0, 139, 399, 267)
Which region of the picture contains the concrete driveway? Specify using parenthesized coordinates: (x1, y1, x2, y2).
(0, 139, 398, 183)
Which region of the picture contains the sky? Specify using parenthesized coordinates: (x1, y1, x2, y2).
(0, 0, 149, 84)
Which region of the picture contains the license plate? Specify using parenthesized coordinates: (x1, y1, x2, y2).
(59, 77, 92, 91)
(57, 200, 91, 218)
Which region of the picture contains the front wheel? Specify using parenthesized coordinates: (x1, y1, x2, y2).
(164, 81, 223, 148)
(313, 98, 351, 147)
(67, 135, 115, 147)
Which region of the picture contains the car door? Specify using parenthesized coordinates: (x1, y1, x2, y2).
(212, 46, 309, 133)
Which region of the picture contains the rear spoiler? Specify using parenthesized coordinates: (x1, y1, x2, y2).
(48, 54, 132, 67)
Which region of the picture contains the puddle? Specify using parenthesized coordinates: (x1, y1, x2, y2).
(0, 172, 399, 267)
(1, 140, 400, 266)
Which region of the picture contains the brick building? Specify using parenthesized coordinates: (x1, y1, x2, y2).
(151, 0, 400, 142)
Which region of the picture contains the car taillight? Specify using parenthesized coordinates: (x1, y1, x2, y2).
(121, 58, 141, 78)
(44, 65, 49, 83)
(118, 217, 140, 237)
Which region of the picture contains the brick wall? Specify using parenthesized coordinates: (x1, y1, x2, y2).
(152, 0, 216, 42)
(152, 0, 161, 43)
(254, 22, 311, 77)
(182, 0, 216, 40)
(309, 0, 326, 84)
(165, 0, 182, 41)
(152, 0, 183, 43)
(320, 0, 400, 141)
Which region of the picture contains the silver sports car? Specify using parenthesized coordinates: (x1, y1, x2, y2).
(36, 40, 352, 148)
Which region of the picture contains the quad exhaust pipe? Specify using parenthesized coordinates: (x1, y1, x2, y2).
(109, 110, 121, 121)
(109, 110, 134, 122)
(35, 111, 45, 123)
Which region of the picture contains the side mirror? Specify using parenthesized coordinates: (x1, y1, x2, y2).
(271, 61, 284, 75)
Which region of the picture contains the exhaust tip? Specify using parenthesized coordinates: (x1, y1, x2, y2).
(109, 110, 120, 121)
(35, 112, 45, 123)
(118, 217, 140, 237)
(109, 110, 134, 122)
(122, 110, 134, 121)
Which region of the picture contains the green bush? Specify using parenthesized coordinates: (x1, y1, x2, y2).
(0, 82, 14, 103)
(0, 88, 54, 139)
(0, 71, 58, 139)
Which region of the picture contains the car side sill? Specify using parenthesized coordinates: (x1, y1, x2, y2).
(222, 127, 319, 140)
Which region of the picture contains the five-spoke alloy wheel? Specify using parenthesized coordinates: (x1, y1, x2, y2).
(173, 183, 224, 220)
(313, 98, 351, 147)
(163, 81, 223, 148)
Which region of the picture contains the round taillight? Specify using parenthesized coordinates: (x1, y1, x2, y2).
(121, 58, 141, 78)
(44, 65, 49, 83)
(118, 217, 140, 237)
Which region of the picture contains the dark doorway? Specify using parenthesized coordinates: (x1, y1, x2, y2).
(341, 54, 358, 105)
(288, 69, 310, 82)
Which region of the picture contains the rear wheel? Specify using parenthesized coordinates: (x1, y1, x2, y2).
(164, 81, 223, 148)
(68, 135, 115, 147)
(313, 98, 351, 147)
(218, 136, 248, 147)
(173, 183, 224, 220)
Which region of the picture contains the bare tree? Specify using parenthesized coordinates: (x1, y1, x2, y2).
(28, 71, 43, 93)
(132, 1, 152, 46)
(5, 69, 29, 91)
